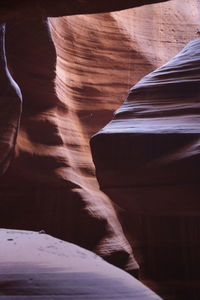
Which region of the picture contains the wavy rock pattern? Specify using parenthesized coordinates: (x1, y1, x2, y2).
(91, 33, 200, 300)
(50, 0, 200, 140)
(0, 19, 139, 275)
(91, 37, 200, 187)
(0, 1, 200, 296)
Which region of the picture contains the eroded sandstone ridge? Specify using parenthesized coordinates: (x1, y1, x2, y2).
(91, 37, 200, 187)
(0, 1, 200, 298)
(0, 20, 139, 275)
(91, 36, 200, 299)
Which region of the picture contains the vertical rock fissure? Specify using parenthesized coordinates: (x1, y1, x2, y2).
(0, 23, 22, 175)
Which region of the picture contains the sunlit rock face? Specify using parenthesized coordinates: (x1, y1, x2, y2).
(91, 33, 200, 300)
(49, 0, 200, 140)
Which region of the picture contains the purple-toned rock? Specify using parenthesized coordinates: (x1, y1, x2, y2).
(91, 37, 200, 188)
(0, 24, 22, 175)
(0, 229, 162, 299)
(91, 38, 200, 299)
(0, 20, 139, 276)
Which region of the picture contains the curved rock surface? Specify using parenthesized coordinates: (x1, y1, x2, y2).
(91, 37, 200, 187)
(0, 24, 22, 175)
(0, 20, 139, 275)
(91, 37, 200, 299)
(50, 0, 200, 140)
(0, 229, 162, 299)
(0, 1, 200, 298)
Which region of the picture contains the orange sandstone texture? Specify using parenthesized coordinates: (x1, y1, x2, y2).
(90, 7, 200, 300)
(0, 0, 199, 281)
(1, 20, 139, 274)
(49, 0, 200, 139)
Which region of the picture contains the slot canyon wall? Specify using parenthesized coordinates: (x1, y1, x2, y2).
(0, 0, 200, 299)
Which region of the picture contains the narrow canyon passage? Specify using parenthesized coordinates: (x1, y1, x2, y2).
(0, 1, 200, 299)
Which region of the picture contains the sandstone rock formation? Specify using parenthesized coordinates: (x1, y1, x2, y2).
(0, 229, 162, 299)
(91, 37, 200, 187)
(91, 35, 200, 300)
(49, 0, 200, 143)
(0, 20, 139, 275)
(0, 0, 200, 299)
(0, 24, 22, 175)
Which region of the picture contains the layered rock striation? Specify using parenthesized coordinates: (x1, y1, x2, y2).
(0, 1, 200, 295)
(0, 20, 139, 274)
(91, 37, 200, 299)
(91, 37, 200, 187)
